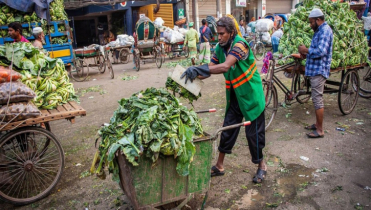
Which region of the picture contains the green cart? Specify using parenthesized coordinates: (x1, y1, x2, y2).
(116, 119, 251, 210)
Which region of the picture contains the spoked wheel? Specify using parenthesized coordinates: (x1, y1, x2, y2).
(70, 58, 89, 82)
(155, 50, 162, 69)
(134, 53, 140, 71)
(254, 42, 265, 61)
(263, 81, 278, 130)
(359, 66, 371, 98)
(119, 48, 130, 64)
(294, 73, 311, 104)
(184, 46, 189, 58)
(106, 56, 114, 79)
(97, 55, 106, 73)
(0, 127, 64, 205)
(338, 70, 360, 115)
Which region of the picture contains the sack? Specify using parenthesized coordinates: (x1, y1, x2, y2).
(0, 102, 40, 122)
(178, 28, 188, 36)
(262, 32, 271, 42)
(154, 17, 165, 27)
(170, 30, 184, 43)
(0, 82, 36, 105)
(163, 28, 173, 42)
(0, 67, 22, 83)
(255, 19, 274, 32)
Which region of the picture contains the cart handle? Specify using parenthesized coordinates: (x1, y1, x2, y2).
(211, 121, 251, 140)
(196, 108, 217, 113)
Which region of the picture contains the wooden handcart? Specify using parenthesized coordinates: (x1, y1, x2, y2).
(110, 45, 132, 64)
(0, 101, 86, 205)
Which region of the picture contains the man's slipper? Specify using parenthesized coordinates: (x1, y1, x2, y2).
(211, 166, 225, 177)
(304, 124, 317, 130)
(253, 168, 267, 183)
(306, 130, 324, 138)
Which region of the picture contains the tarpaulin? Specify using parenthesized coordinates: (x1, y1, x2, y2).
(0, 0, 54, 19)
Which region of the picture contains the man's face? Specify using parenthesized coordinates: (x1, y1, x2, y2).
(217, 26, 233, 47)
(8, 27, 18, 39)
(239, 20, 243, 25)
(309, 18, 319, 31)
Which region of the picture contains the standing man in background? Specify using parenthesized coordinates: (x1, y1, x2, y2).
(199, 19, 213, 64)
(98, 24, 105, 45)
(184, 22, 199, 65)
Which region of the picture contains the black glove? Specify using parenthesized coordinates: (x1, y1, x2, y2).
(180, 64, 211, 84)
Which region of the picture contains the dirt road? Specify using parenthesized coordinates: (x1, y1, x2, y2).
(2, 58, 371, 210)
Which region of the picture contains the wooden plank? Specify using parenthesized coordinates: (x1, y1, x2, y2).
(56, 105, 67, 113)
(69, 101, 84, 110)
(48, 109, 59, 115)
(40, 109, 50, 117)
(62, 103, 74, 111)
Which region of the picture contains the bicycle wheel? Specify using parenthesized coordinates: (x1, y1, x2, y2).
(359, 66, 371, 98)
(70, 58, 89, 82)
(254, 42, 265, 61)
(155, 50, 162, 68)
(97, 55, 106, 73)
(0, 127, 64, 205)
(338, 70, 360, 115)
(106, 55, 114, 79)
(263, 81, 278, 130)
(294, 73, 311, 104)
(119, 48, 130, 64)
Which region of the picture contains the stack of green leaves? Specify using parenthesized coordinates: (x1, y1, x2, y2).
(0, 42, 77, 109)
(165, 77, 201, 104)
(277, 0, 369, 68)
(91, 87, 204, 182)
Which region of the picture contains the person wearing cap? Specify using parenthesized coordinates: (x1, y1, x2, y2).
(183, 22, 199, 65)
(298, 8, 333, 138)
(32, 27, 44, 49)
(8, 22, 29, 43)
(181, 16, 266, 184)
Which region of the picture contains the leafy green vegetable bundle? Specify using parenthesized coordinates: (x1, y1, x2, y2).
(0, 42, 77, 109)
(165, 77, 201, 104)
(91, 87, 204, 182)
(278, 0, 369, 68)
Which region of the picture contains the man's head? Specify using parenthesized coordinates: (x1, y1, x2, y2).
(8, 22, 22, 39)
(216, 16, 237, 47)
(239, 19, 244, 26)
(189, 22, 194, 28)
(202, 19, 207, 26)
(32, 27, 44, 40)
(308, 8, 325, 31)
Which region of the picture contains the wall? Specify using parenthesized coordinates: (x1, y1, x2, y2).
(188, 0, 227, 29)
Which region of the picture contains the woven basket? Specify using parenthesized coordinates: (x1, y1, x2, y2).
(175, 18, 186, 26)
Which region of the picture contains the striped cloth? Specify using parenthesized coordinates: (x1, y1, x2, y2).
(198, 42, 211, 63)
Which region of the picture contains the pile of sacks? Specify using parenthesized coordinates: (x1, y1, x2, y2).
(255, 19, 274, 44)
(163, 26, 187, 44)
(107, 35, 135, 47)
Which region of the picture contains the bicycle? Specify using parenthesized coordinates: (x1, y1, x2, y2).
(359, 65, 371, 98)
(248, 33, 266, 61)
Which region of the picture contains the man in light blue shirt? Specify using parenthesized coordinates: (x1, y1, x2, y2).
(239, 19, 246, 37)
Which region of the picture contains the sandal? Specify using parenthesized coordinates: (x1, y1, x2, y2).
(211, 165, 225, 177)
(304, 124, 317, 130)
(306, 130, 324, 138)
(253, 168, 267, 183)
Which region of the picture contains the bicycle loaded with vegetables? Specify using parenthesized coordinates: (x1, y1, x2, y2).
(298, 8, 333, 139)
(181, 16, 267, 183)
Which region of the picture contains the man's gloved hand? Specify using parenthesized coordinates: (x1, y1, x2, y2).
(180, 64, 211, 84)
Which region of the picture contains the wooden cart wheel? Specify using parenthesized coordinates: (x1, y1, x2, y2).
(263, 81, 278, 130)
(294, 73, 311, 104)
(97, 55, 106, 73)
(0, 127, 64, 205)
(70, 58, 89, 82)
(119, 48, 130, 64)
(134, 52, 140, 71)
(338, 70, 360, 115)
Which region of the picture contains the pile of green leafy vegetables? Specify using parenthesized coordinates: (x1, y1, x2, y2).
(0, 42, 77, 109)
(165, 77, 201, 104)
(90, 87, 204, 182)
(278, 0, 369, 68)
(165, 58, 200, 68)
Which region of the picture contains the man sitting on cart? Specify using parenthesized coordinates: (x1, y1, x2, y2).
(181, 16, 267, 183)
(298, 8, 333, 138)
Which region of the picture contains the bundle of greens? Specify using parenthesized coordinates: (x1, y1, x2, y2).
(278, 0, 369, 68)
(0, 42, 77, 109)
(91, 87, 204, 182)
(165, 77, 201, 104)
(165, 58, 200, 68)
(49, 0, 68, 21)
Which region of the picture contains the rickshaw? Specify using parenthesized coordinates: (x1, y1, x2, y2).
(133, 17, 162, 71)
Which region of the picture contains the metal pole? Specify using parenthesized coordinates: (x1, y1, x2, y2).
(185, 0, 190, 29)
(217, 0, 222, 18)
(193, 0, 199, 30)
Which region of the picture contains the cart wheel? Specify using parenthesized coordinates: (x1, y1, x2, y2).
(359, 66, 371, 98)
(184, 46, 189, 58)
(134, 53, 140, 71)
(98, 55, 106, 73)
(254, 42, 265, 61)
(294, 74, 311, 104)
(168, 52, 175, 60)
(161, 45, 166, 63)
(0, 127, 64, 205)
(155, 50, 162, 69)
(338, 70, 360, 115)
(106, 57, 114, 79)
(70, 58, 89, 82)
(119, 48, 130, 64)
(263, 81, 278, 130)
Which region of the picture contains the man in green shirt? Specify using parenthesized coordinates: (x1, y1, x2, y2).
(184, 22, 199, 65)
(181, 16, 267, 183)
